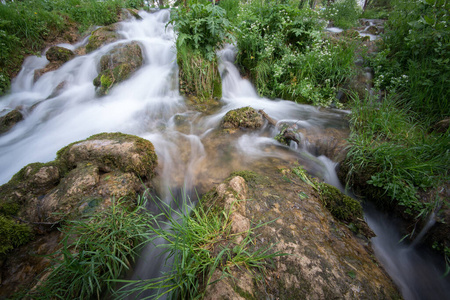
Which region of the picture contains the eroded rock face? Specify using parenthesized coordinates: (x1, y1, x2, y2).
(0, 132, 157, 297)
(93, 42, 143, 95)
(221, 107, 264, 132)
(202, 169, 400, 299)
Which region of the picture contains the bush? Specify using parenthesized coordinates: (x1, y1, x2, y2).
(369, 0, 450, 123)
(322, 0, 362, 29)
(235, 2, 357, 107)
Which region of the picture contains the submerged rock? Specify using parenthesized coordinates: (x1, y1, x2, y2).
(0, 109, 23, 134)
(201, 167, 400, 299)
(0, 132, 157, 297)
(93, 42, 143, 95)
(221, 107, 263, 132)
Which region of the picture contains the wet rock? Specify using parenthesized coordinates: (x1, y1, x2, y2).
(118, 8, 143, 21)
(45, 46, 75, 63)
(0, 132, 157, 297)
(202, 170, 400, 299)
(93, 42, 143, 95)
(85, 24, 120, 53)
(0, 109, 23, 134)
(221, 107, 263, 132)
(34, 46, 75, 80)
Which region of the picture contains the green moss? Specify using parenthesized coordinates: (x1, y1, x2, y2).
(319, 183, 363, 222)
(0, 215, 33, 256)
(221, 107, 263, 129)
(229, 170, 262, 185)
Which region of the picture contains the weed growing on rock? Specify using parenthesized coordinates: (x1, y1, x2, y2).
(116, 191, 284, 299)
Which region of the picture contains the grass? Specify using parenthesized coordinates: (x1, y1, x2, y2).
(345, 93, 450, 217)
(115, 190, 285, 299)
(29, 196, 153, 299)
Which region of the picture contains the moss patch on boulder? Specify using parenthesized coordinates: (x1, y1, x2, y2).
(93, 42, 143, 95)
(85, 24, 120, 53)
(221, 107, 263, 131)
(45, 46, 75, 63)
(319, 183, 363, 222)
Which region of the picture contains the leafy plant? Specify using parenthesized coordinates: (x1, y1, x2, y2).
(322, 0, 362, 29)
(116, 192, 284, 299)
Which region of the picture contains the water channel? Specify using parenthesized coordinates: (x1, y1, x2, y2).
(0, 10, 449, 299)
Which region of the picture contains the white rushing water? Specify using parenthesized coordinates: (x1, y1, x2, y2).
(1, 9, 449, 300)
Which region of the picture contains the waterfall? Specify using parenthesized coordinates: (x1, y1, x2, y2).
(1, 9, 449, 300)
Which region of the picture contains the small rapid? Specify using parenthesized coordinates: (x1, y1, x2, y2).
(1, 9, 449, 300)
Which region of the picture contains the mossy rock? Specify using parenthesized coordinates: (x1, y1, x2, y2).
(320, 183, 363, 222)
(85, 24, 120, 53)
(57, 132, 157, 179)
(0, 109, 23, 134)
(45, 46, 75, 63)
(0, 215, 33, 256)
(93, 42, 143, 95)
(221, 107, 263, 130)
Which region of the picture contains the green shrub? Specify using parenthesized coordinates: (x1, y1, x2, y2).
(235, 2, 356, 107)
(322, 0, 362, 29)
(369, 0, 450, 123)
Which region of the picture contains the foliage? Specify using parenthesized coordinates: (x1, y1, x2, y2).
(169, 3, 233, 61)
(0, 215, 33, 256)
(369, 0, 450, 123)
(30, 197, 152, 299)
(322, 0, 362, 29)
(346, 93, 450, 217)
(235, 1, 357, 107)
(116, 192, 284, 299)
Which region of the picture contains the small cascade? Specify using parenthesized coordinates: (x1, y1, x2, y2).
(0, 9, 449, 300)
(411, 211, 437, 248)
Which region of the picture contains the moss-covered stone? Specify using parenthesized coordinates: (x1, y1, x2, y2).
(319, 183, 363, 222)
(0, 109, 23, 134)
(221, 107, 263, 130)
(85, 24, 120, 53)
(45, 46, 75, 63)
(93, 42, 143, 95)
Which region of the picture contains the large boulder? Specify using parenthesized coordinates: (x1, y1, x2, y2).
(0, 132, 157, 297)
(201, 168, 400, 299)
(93, 42, 143, 95)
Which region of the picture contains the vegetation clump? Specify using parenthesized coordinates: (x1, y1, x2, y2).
(0, 215, 33, 256)
(29, 197, 152, 299)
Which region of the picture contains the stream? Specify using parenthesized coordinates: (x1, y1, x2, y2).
(0, 10, 449, 299)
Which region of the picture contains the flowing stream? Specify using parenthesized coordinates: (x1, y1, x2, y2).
(0, 10, 449, 299)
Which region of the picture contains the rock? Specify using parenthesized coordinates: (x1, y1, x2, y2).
(0, 109, 23, 134)
(85, 24, 120, 53)
(45, 46, 75, 63)
(93, 42, 143, 95)
(221, 107, 263, 132)
(365, 25, 380, 35)
(34, 46, 75, 80)
(118, 8, 143, 21)
(201, 169, 400, 299)
(0, 132, 157, 297)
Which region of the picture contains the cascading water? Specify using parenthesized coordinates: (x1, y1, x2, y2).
(1, 9, 449, 299)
